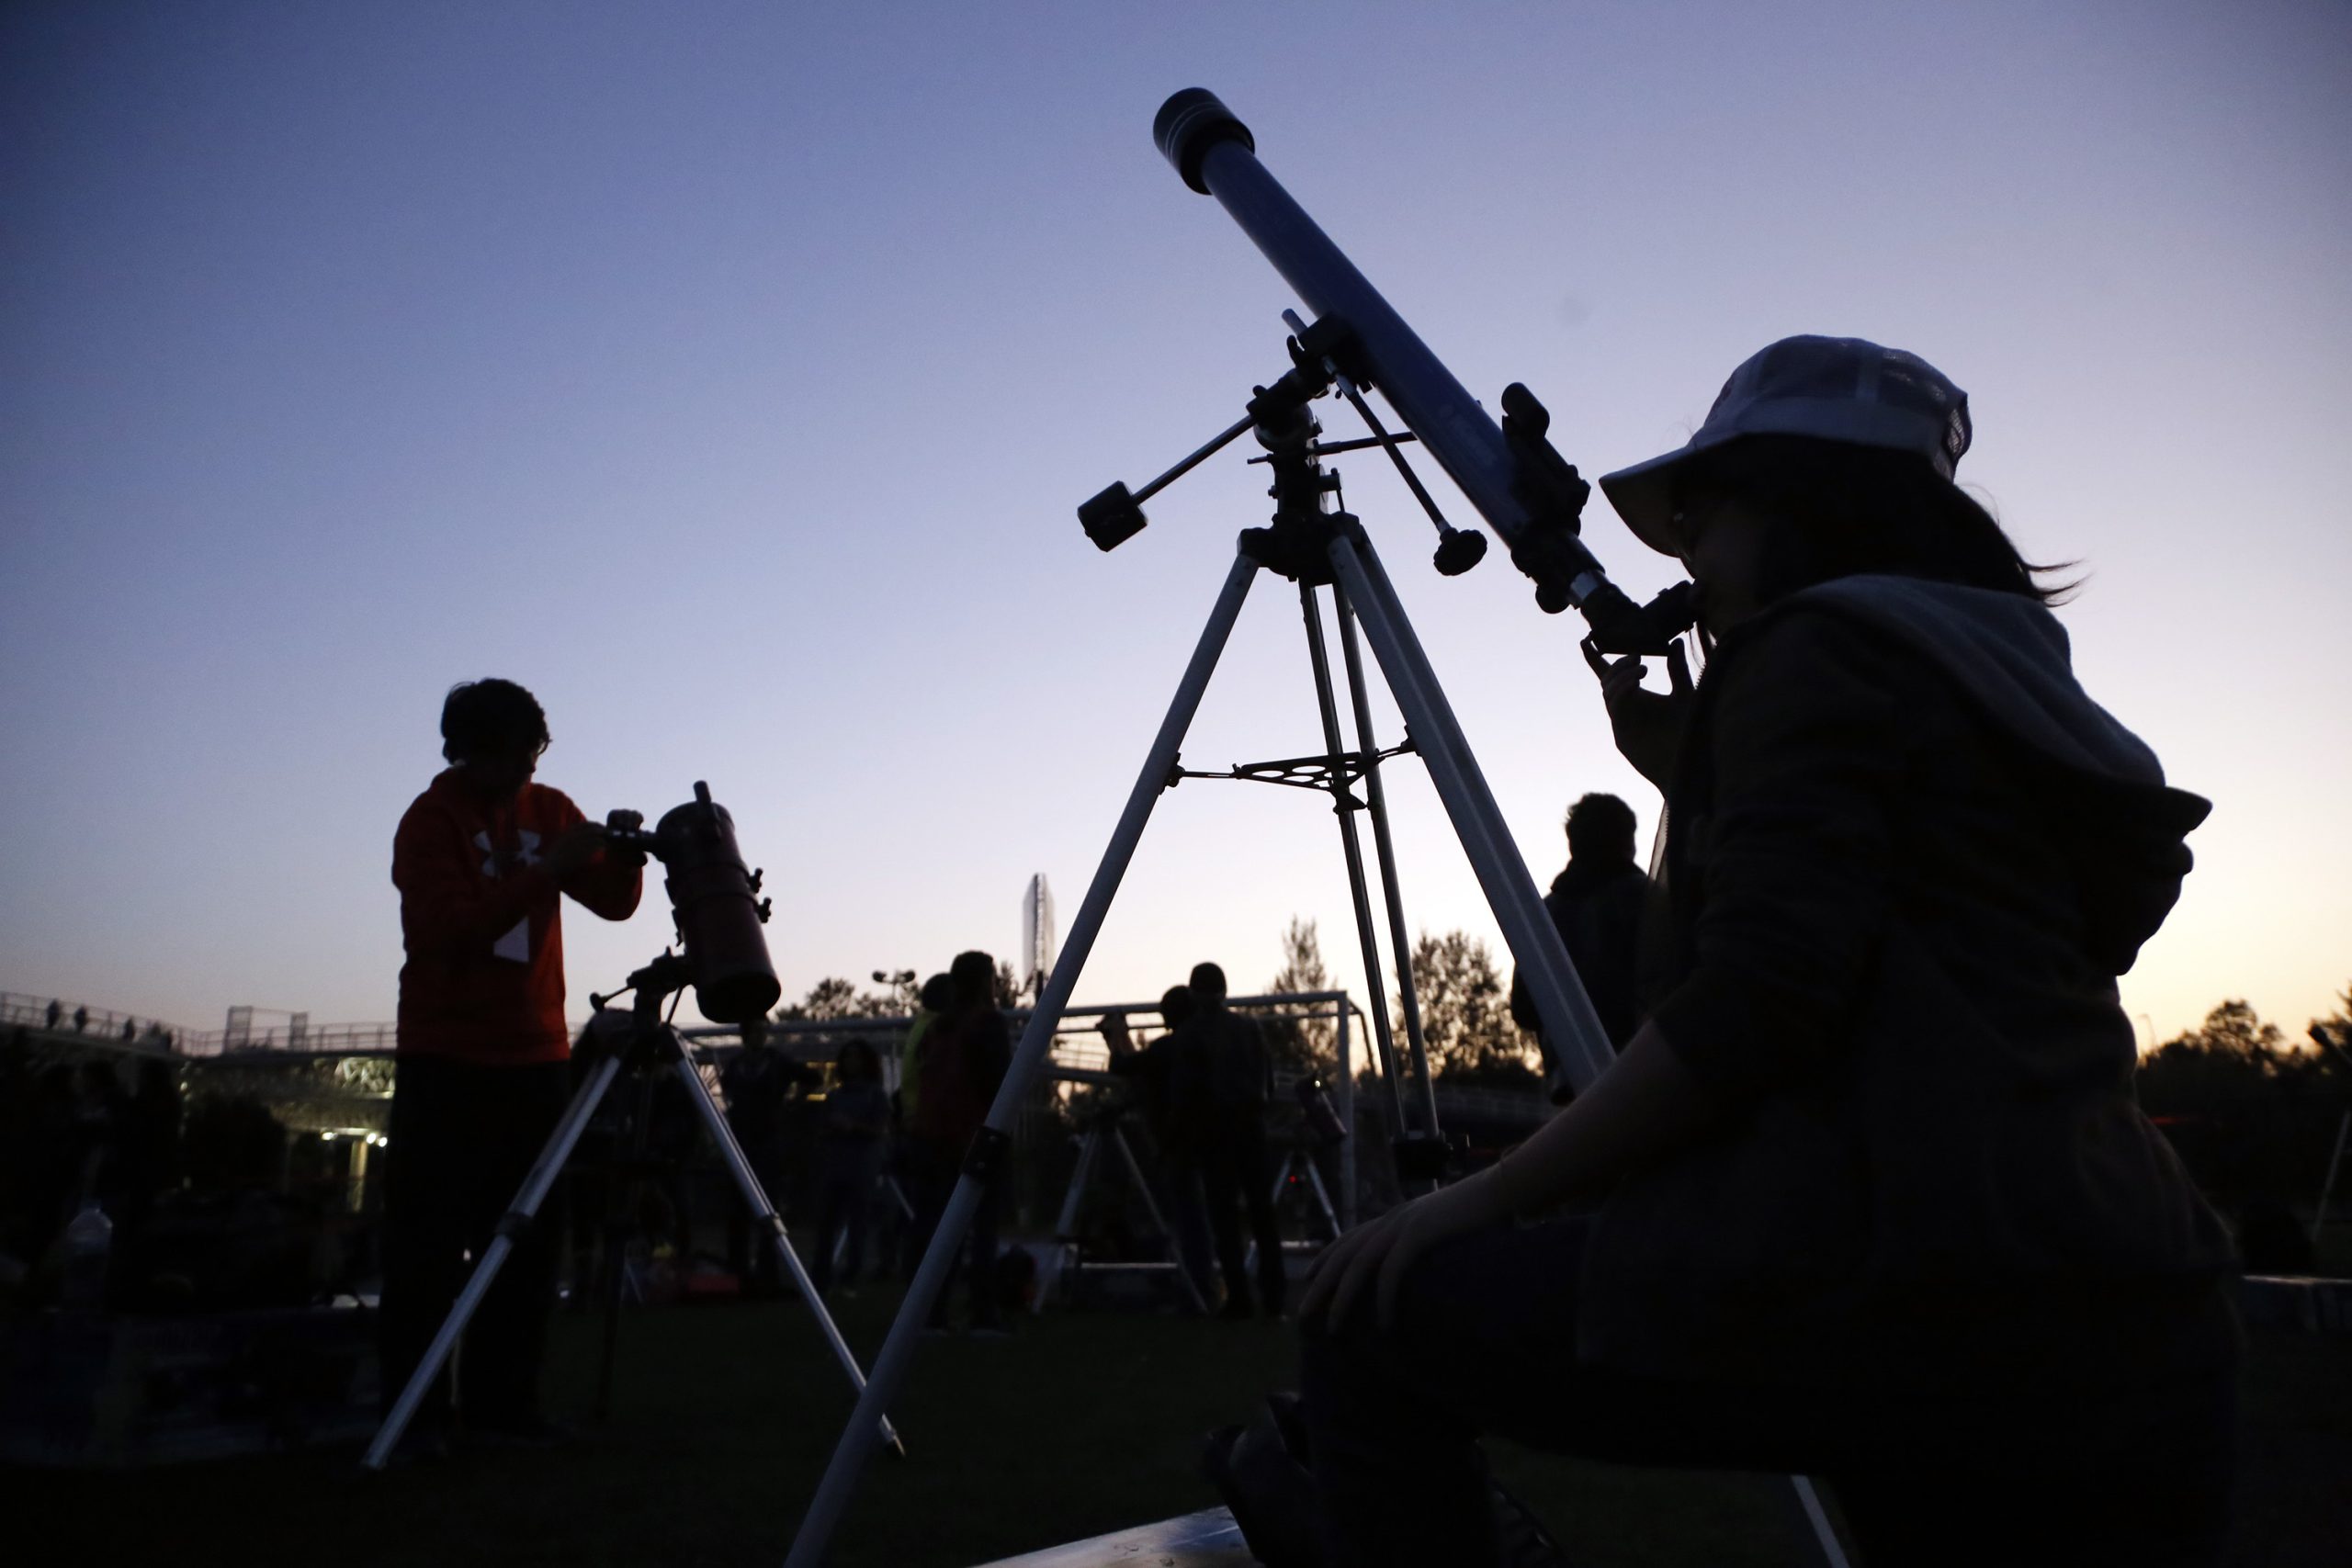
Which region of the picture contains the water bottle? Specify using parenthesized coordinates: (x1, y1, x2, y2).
(59, 1201, 112, 1313)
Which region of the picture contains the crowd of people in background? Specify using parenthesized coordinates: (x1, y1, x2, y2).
(704, 946, 1304, 1330)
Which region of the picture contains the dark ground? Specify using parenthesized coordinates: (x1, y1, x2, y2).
(5, 1286, 2347, 1567)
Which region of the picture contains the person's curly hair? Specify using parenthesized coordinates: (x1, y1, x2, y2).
(439, 678, 549, 763)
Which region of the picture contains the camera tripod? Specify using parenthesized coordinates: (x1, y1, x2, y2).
(782, 342, 1620, 1563)
(363, 953, 903, 1470)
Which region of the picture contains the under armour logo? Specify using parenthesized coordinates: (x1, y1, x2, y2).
(473, 829, 543, 879)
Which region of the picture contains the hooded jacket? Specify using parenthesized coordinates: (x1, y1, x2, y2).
(1578, 577, 2235, 1392)
(392, 769, 641, 1066)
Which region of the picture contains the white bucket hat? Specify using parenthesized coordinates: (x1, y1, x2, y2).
(1599, 335, 1973, 557)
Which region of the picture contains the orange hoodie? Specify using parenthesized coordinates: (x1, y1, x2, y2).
(392, 769, 642, 1065)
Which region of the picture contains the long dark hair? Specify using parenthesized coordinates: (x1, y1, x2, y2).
(1680, 435, 2075, 617)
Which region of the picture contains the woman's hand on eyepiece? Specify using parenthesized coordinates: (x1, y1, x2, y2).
(1582, 638, 1694, 791)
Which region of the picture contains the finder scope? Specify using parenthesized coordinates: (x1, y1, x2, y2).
(1150, 88, 1665, 637)
(605, 783, 780, 1024)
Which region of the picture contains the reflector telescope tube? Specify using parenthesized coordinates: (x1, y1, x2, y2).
(1153, 89, 1616, 610)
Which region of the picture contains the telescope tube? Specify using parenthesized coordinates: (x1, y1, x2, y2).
(1153, 89, 1618, 612)
(653, 783, 781, 1024)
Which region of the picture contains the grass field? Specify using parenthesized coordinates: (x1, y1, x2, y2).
(9, 1283, 2349, 1567)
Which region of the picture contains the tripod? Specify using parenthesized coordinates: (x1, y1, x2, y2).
(783, 355, 1620, 1562)
(1050, 1097, 1210, 1315)
(363, 953, 903, 1470)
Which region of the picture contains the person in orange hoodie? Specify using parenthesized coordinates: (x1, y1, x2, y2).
(380, 678, 642, 1450)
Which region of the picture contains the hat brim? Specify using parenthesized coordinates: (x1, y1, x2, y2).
(1598, 443, 1713, 559)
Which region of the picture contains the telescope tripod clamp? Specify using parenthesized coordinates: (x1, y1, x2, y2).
(1080, 311, 1493, 582)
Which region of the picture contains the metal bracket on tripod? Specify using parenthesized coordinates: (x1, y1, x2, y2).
(1170, 737, 1416, 801)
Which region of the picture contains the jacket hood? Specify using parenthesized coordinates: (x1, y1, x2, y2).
(1781, 575, 2210, 975)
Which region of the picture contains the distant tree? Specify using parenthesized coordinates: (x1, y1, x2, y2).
(2310, 982, 2352, 1060)
(2138, 998, 2346, 1211)
(1403, 929, 1539, 1089)
(2140, 999, 2301, 1103)
(1263, 917, 1337, 1076)
(994, 959, 1023, 1010)
(776, 976, 902, 1021)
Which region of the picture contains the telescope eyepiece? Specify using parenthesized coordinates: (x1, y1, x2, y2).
(1155, 89, 1254, 195)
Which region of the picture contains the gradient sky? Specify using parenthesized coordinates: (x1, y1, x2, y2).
(4, 2, 2346, 1049)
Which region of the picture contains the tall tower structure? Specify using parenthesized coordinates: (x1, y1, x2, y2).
(1020, 874, 1057, 1001)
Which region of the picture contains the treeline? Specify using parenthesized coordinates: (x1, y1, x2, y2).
(770, 940, 2352, 1221)
(2139, 992, 2352, 1215)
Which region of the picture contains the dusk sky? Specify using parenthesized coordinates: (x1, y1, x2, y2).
(4, 2, 2346, 1050)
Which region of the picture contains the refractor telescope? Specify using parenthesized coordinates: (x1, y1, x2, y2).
(603, 783, 780, 1024)
(1107, 88, 1693, 655)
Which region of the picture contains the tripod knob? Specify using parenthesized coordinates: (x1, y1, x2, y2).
(1432, 528, 1487, 576)
(1080, 481, 1148, 551)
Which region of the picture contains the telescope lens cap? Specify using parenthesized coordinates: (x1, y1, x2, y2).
(1155, 89, 1254, 195)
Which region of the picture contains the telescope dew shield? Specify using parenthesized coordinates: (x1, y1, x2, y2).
(653, 783, 782, 1024)
(1152, 89, 1622, 616)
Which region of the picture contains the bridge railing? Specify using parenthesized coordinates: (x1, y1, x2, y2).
(0, 993, 405, 1057)
(177, 1021, 402, 1057)
(0, 990, 188, 1048)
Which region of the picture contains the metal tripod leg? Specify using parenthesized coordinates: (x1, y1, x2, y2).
(1303, 1156, 1340, 1237)
(667, 1048, 905, 1459)
(1048, 1128, 1101, 1316)
(2314, 1108, 2349, 1247)
(785, 555, 1261, 1568)
(364, 1050, 628, 1470)
(1248, 1148, 1340, 1277)
(1107, 1123, 1210, 1314)
(1332, 582, 1437, 1127)
(1297, 581, 1417, 1133)
(1055, 1129, 1102, 1241)
(1327, 533, 1613, 1092)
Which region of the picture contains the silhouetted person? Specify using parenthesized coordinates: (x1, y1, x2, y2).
(45, 999, 62, 1031)
(72, 1005, 87, 1034)
(907, 950, 1012, 1334)
(73, 1060, 128, 1211)
(894, 972, 954, 1134)
(1510, 794, 1650, 1089)
(119, 1058, 184, 1229)
(1104, 985, 1214, 1303)
(1296, 338, 2240, 1567)
(380, 678, 642, 1450)
(722, 1019, 817, 1293)
(810, 1040, 889, 1296)
(1178, 963, 1284, 1319)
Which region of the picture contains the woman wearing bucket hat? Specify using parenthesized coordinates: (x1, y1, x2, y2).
(1291, 337, 2241, 1566)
